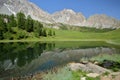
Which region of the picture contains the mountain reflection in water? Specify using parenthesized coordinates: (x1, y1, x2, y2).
(0, 41, 120, 79)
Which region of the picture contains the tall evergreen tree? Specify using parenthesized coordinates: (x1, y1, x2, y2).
(0, 17, 4, 29)
(42, 29, 47, 37)
(48, 29, 52, 36)
(33, 21, 43, 37)
(0, 17, 6, 39)
(17, 12, 25, 29)
(0, 17, 7, 29)
(53, 31, 55, 36)
(38, 22, 43, 36)
(25, 15, 33, 32)
(7, 14, 17, 32)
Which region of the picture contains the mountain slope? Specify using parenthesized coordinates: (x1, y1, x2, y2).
(85, 14, 120, 29)
(52, 9, 86, 26)
(52, 9, 120, 29)
(0, 0, 54, 23)
(0, 0, 120, 29)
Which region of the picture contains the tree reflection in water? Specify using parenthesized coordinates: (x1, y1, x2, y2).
(0, 42, 55, 67)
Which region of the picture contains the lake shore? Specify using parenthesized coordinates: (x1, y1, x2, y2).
(0, 39, 120, 46)
(10, 53, 120, 80)
(0, 39, 105, 42)
(0, 39, 120, 80)
(11, 61, 120, 80)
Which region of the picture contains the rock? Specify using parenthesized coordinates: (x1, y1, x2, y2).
(68, 63, 90, 71)
(80, 60, 88, 64)
(81, 77, 86, 80)
(94, 61, 99, 65)
(114, 74, 120, 80)
(110, 72, 120, 75)
(100, 76, 112, 80)
(68, 62, 111, 74)
(87, 73, 100, 78)
(86, 63, 111, 74)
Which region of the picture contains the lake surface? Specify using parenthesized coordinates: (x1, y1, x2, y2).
(0, 41, 120, 79)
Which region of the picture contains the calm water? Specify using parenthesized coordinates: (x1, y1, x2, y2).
(0, 41, 120, 79)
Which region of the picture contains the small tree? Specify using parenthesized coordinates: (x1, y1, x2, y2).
(53, 31, 55, 36)
(42, 29, 47, 37)
(48, 30, 52, 36)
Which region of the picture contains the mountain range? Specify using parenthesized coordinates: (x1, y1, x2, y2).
(0, 0, 120, 29)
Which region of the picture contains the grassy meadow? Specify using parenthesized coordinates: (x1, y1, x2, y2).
(38, 28, 120, 44)
(0, 27, 120, 44)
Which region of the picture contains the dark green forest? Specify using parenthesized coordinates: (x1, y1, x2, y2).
(0, 12, 55, 40)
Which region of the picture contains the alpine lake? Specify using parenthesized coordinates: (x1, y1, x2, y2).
(0, 41, 120, 79)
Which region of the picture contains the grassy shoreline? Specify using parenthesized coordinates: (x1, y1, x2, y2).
(0, 28, 120, 44)
(0, 39, 105, 42)
(0, 39, 120, 46)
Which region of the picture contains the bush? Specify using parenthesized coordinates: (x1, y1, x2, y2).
(43, 67, 73, 80)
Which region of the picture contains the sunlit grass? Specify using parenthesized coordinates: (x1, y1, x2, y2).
(43, 67, 73, 80)
(42, 66, 100, 80)
(0, 28, 120, 43)
(90, 54, 120, 63)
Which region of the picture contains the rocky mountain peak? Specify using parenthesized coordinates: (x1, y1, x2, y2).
(52, 9, 86, 25)
(62, 9, 76, 14)
(84, 14, 120, 29)
(0, 0, 120, 28)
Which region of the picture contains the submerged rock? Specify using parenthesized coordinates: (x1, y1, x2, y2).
(99, 60, 120, 71)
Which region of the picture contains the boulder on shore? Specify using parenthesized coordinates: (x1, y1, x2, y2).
(68, 62, 111, 74)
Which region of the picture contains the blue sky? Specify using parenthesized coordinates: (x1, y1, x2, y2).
(29, 0, 120, 20)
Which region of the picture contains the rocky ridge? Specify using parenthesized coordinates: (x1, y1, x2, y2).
(0, 0, 54, 23)
(0, 0, 120, 28)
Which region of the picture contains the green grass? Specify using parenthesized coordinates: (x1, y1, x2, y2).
(90, 53, 120, 72)
(40, 28, 120, 43)
(0, 28, 120, 44)
(90, 54, 120, 63)
(42, 67, 100, 80)
(43, 67, 73, 80)
(54, 29, 120, 40)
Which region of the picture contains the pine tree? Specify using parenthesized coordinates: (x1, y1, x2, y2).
(0, 14, 9, 32)
(42, 29, 47, 37)
(53, 31, 55, 36)
(0, 17, 4, 29)
(38, 22, 43, 36)
(10, 14, 16, 27)
(48, 30, 52, 36)
(17, 12, 25, 29)
(0, 17, 5, 39)
(25, 15, 33, 32)
(0, 31, 3, 39)
(7, 14, 17, 32)
(33, 21, 43, 37)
